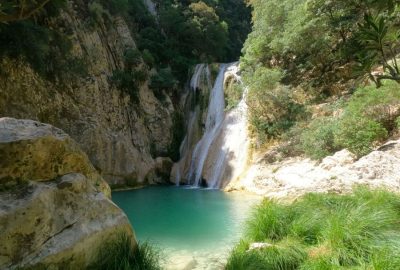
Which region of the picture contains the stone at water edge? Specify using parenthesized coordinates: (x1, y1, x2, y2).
(0, 118, 134, 269)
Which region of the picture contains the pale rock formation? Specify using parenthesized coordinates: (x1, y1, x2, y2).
(0, 118, 134, 269)
(227, 139, 400, 200)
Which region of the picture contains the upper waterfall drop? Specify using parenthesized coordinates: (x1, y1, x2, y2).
(171, 62, 250, 189)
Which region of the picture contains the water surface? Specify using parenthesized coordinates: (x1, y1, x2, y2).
(112, 186, 259, 253)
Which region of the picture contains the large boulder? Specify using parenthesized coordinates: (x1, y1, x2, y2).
(0, 118, 134, 269)
(0, 117, 110, 196)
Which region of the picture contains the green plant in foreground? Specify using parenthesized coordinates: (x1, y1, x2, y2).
(89, 233, 161, 270)
(226, 188, 400, 270)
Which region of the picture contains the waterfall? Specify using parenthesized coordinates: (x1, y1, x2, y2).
(173, 64, 211, 186)
(144, 0, 157, 16)
(187, 64, 229, 186)
(206, 64, 249, 188)
(172, 62, 249, 189)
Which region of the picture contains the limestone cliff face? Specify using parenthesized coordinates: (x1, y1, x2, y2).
(0, 118, 134, 269)
(0, 0, 174, 187)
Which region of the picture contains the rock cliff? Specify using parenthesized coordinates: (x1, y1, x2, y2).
(0, 118, 134, 269)
(0, 0, 174, 187)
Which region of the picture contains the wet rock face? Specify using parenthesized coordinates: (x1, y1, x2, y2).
(0, 118, 134, 269)
(0, 1, 175, 187)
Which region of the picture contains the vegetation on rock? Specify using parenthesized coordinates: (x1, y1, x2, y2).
(242, 0, 400, 158)
(89, 233, 161, 270)
(300, 81, 400, 158)
(226, 187, 400, 270)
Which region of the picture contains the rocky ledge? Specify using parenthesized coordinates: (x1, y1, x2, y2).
(228, 138, 400, 200)
(0, 118, 134, 269)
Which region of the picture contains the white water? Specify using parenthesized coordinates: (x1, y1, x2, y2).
(206, 64, 249, 188)
(187, 64, 232, 186)
(174, 64, 212, 185)
(144, 0, 157, 16)
(174, 62, 249, 189)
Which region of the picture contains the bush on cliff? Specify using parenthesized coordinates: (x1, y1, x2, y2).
(226, 187, 400, 270)
(89, 233, 161, 270)
(300, 81, 400, 159)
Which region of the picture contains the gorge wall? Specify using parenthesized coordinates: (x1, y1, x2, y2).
(0, 0, 175, 187)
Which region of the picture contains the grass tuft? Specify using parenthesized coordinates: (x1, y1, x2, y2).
(226, 187, 400, 269)
(89, 233, 161, 270)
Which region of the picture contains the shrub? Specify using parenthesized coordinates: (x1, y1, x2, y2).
(300, 81, 400, 159)
(345, 81, 400, 131)
(224, 80, 243, 111)
(124, 49, 142, 70)
(0, 20, 86, 81)
(300, 117, 338, 160)
(89, 233, 161, 270)
(333, 116, 387, 157)
(226, 188, 400, 270)
(245, 67, 307, 142)
(150, 67, 178, 99)
(110, 70, 139, 102)
(142, 49, 155, 68)
(396, 116, 400, 129)
(88, 1, 111, 24)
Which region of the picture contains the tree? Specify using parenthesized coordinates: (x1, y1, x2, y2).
(0, 0, 54, 23)
(357, 14, 400, 87)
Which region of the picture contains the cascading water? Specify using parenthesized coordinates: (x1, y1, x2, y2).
(172, 62, 249, 189)
(187, 64, 229, 186)
(173, 64, 212, 185)
(205, 64, 249, 189)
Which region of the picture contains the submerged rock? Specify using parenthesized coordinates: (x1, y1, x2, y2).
(0, 118, 134, 269)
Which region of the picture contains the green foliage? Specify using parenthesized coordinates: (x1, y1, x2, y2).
(227, 188, 400, 270)
(168, 111, 185, 162)
(88, 1, 111, 24)
(226, 238, 307, 270)
(224, 81, 243, 111)
(111, 68, 148, 102)
(89, 233, 161, 270)
(0, 20, 86, 81)
(334, 116, 387, 157)
(124, 49, 142, 70)
(0, 0, 66, 23)
(242, 0, 400, 95)
(396, 116, 400, 129)
(245, 67, 306, 142)
(300, 118, 338, 160)
(345, 80, 400, 130)
(356, 13, 400, 87)
(141, 49, 155, 68)
(150, 67, 178, 99)
(300, 81, 400, 158)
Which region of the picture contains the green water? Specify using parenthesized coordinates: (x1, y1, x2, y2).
(112, 186, 259, 252)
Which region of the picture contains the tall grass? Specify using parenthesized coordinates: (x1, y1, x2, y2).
(89, 233, 161, 270)
(226, 187, 400, 270)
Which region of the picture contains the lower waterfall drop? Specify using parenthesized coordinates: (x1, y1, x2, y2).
(187, 64, 229, 186)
